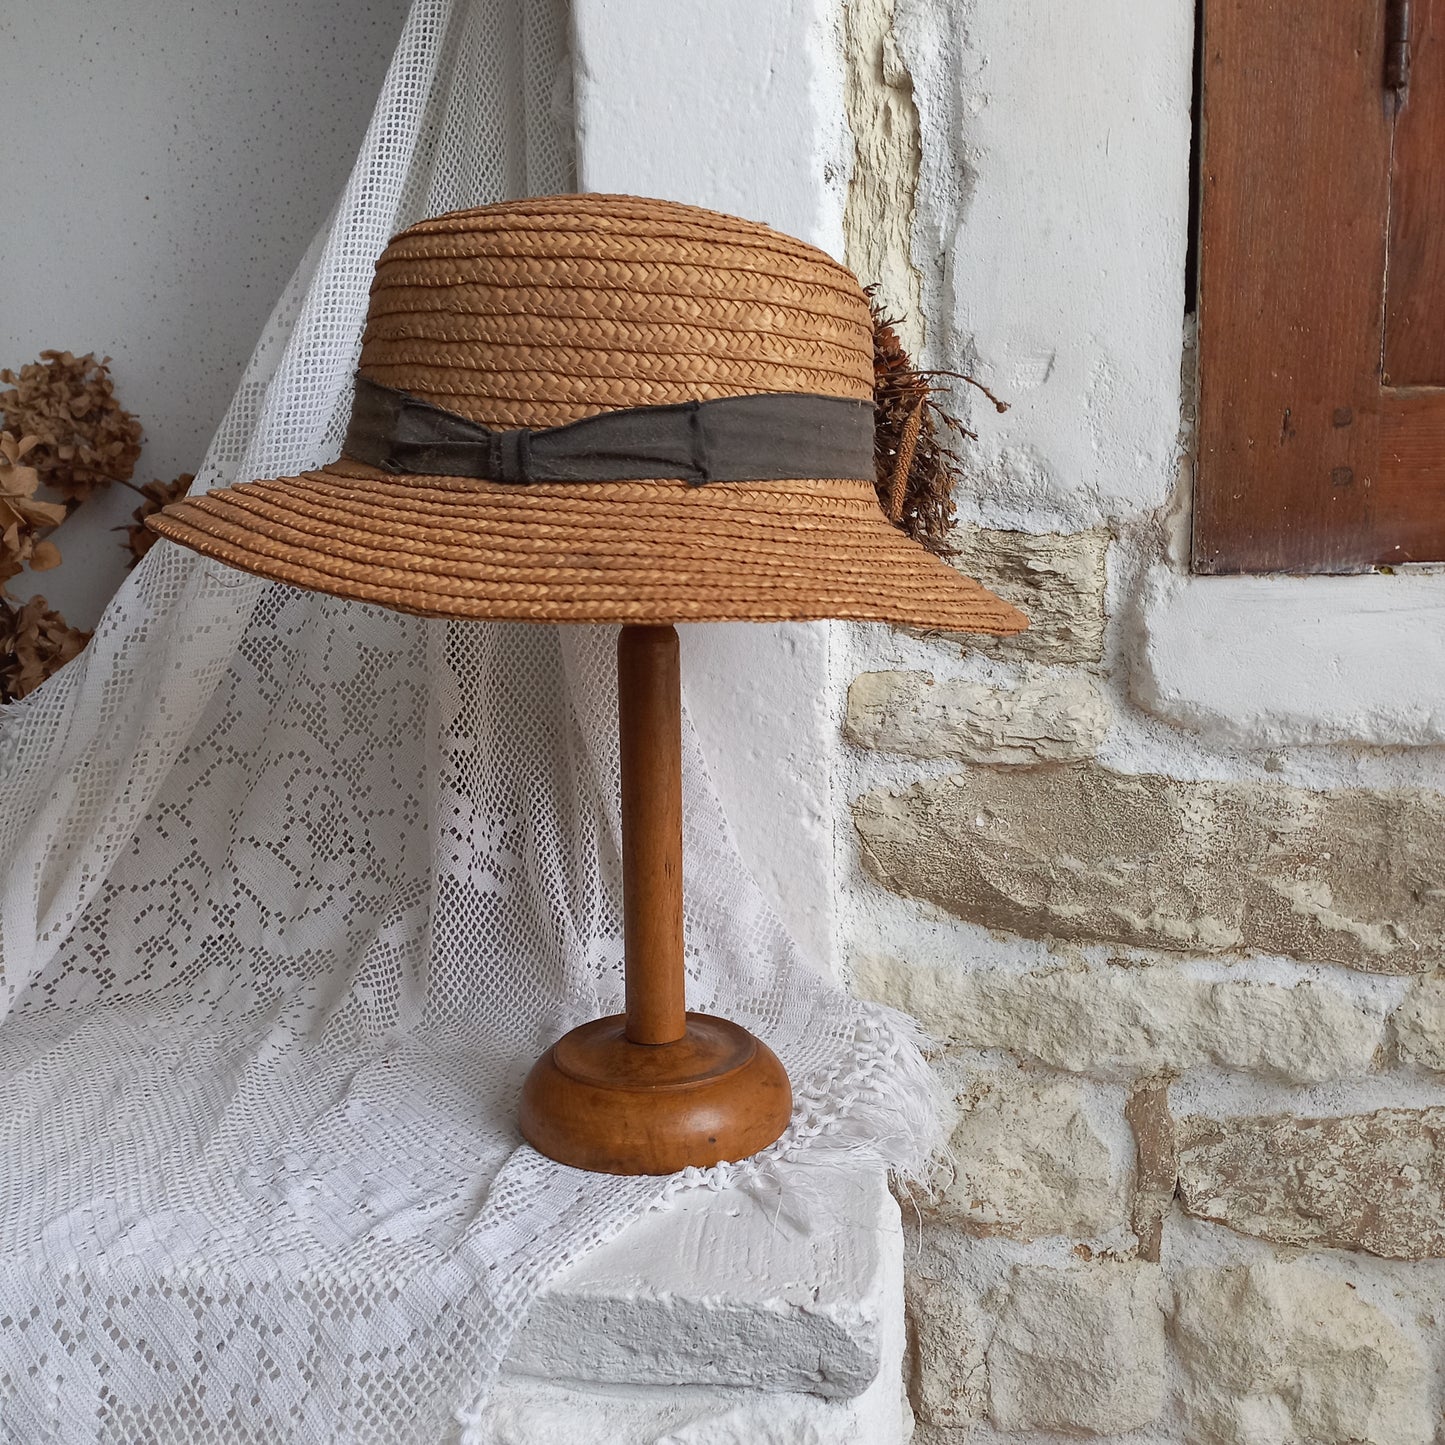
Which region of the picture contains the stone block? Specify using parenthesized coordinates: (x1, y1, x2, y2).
(1393, 976, 1445, 1071)
(844, 669, 1108, 765)
(851, 957, 1383, 1083)
(1176, 1108, 1445, 1259)
(1172, 1262, 1431, 1445)
(1125, 1076, 1176, 1262)
(853, 762, 1445, 972)
(943, 527, 1109, 664)
(986, 1263, 1166, 1436)
(936, 1072, 1124, 1239)
(903, 1273, 985, 1429)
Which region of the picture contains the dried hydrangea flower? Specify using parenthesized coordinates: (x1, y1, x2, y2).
(0, 431, 67, 585)
(123, 473, 193, 566)
(0, 351, 143, 502)
(0, 594, 89, 701)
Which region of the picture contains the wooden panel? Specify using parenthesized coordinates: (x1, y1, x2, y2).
(1384, 0, 1445, 385)
(1371, 387, 1445, 560)
(1194, 0, 1393, 574)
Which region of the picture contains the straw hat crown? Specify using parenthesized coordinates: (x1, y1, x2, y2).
(360, 195, 875, 429)
(150, 194, 1025, 635)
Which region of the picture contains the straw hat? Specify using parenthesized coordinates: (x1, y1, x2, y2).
(149, 195, 1025, 635)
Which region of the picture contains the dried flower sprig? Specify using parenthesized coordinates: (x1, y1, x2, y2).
(0, 350, 143, 503)
(869, 297, 1008, 556)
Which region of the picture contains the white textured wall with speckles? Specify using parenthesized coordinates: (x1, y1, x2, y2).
(1, 0, 411, 624)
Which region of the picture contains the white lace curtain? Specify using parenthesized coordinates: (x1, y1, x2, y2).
(0, 3, 937, 1439)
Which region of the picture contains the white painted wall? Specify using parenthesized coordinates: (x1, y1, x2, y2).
(572, 0, 853, 968)
(1137, 565, 1445, 747)
(900, 0, 1194, 533)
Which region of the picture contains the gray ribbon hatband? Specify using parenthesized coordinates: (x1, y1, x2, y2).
(343, 374, 876, 486)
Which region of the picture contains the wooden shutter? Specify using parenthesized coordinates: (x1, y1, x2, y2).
(1194, 0, 1445, 574)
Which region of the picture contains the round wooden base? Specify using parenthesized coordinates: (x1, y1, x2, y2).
(519, 1012, 793, 1175)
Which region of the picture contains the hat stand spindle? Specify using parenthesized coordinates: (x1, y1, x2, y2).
(519, 624, 793, 1175)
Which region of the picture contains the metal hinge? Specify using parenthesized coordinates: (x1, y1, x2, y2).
(1385, 0, 1412, 99)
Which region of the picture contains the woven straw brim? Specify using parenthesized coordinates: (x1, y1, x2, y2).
(148, 460, 1026, 632)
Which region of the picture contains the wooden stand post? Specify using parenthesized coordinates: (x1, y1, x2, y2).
(519, 625, 793, 1175)
(618, 625, 687, 1047)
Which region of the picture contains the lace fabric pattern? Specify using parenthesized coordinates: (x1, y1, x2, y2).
(0, 3, 940, 1439)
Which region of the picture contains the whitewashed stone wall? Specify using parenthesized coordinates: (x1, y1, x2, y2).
(838, 0, 1445, 1440)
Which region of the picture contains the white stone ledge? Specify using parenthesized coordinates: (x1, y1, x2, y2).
(479, 1367, 904, 1445)
(1135, 564, 1445, 747)
(503, 1159, 899, 1403)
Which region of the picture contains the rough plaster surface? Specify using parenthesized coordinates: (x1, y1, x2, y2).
(1176, 1109, 1445, 1259)
(1171, 1263, 1433, 1445)
(1394, 977, 1445, 1071)
(844, 669, 1108, 764)
(489, 1231, 906, 1445)
(477, 1373, 904, 1445)
(900, 0, 1192, 529)
(842, 0, 923, 352)
(941, 526, 1110, 663)
(986, 1264, 1167, 1435)
(937, 1072, 1124, 1239)
(508, 1161, 891, 1397)
(489, 1160, 904, 1442)
(854, 763, 1445, 971)
(852, 957, 1384, 1082)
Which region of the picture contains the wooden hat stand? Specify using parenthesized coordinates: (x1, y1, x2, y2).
(519, 624, 792, 1175)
